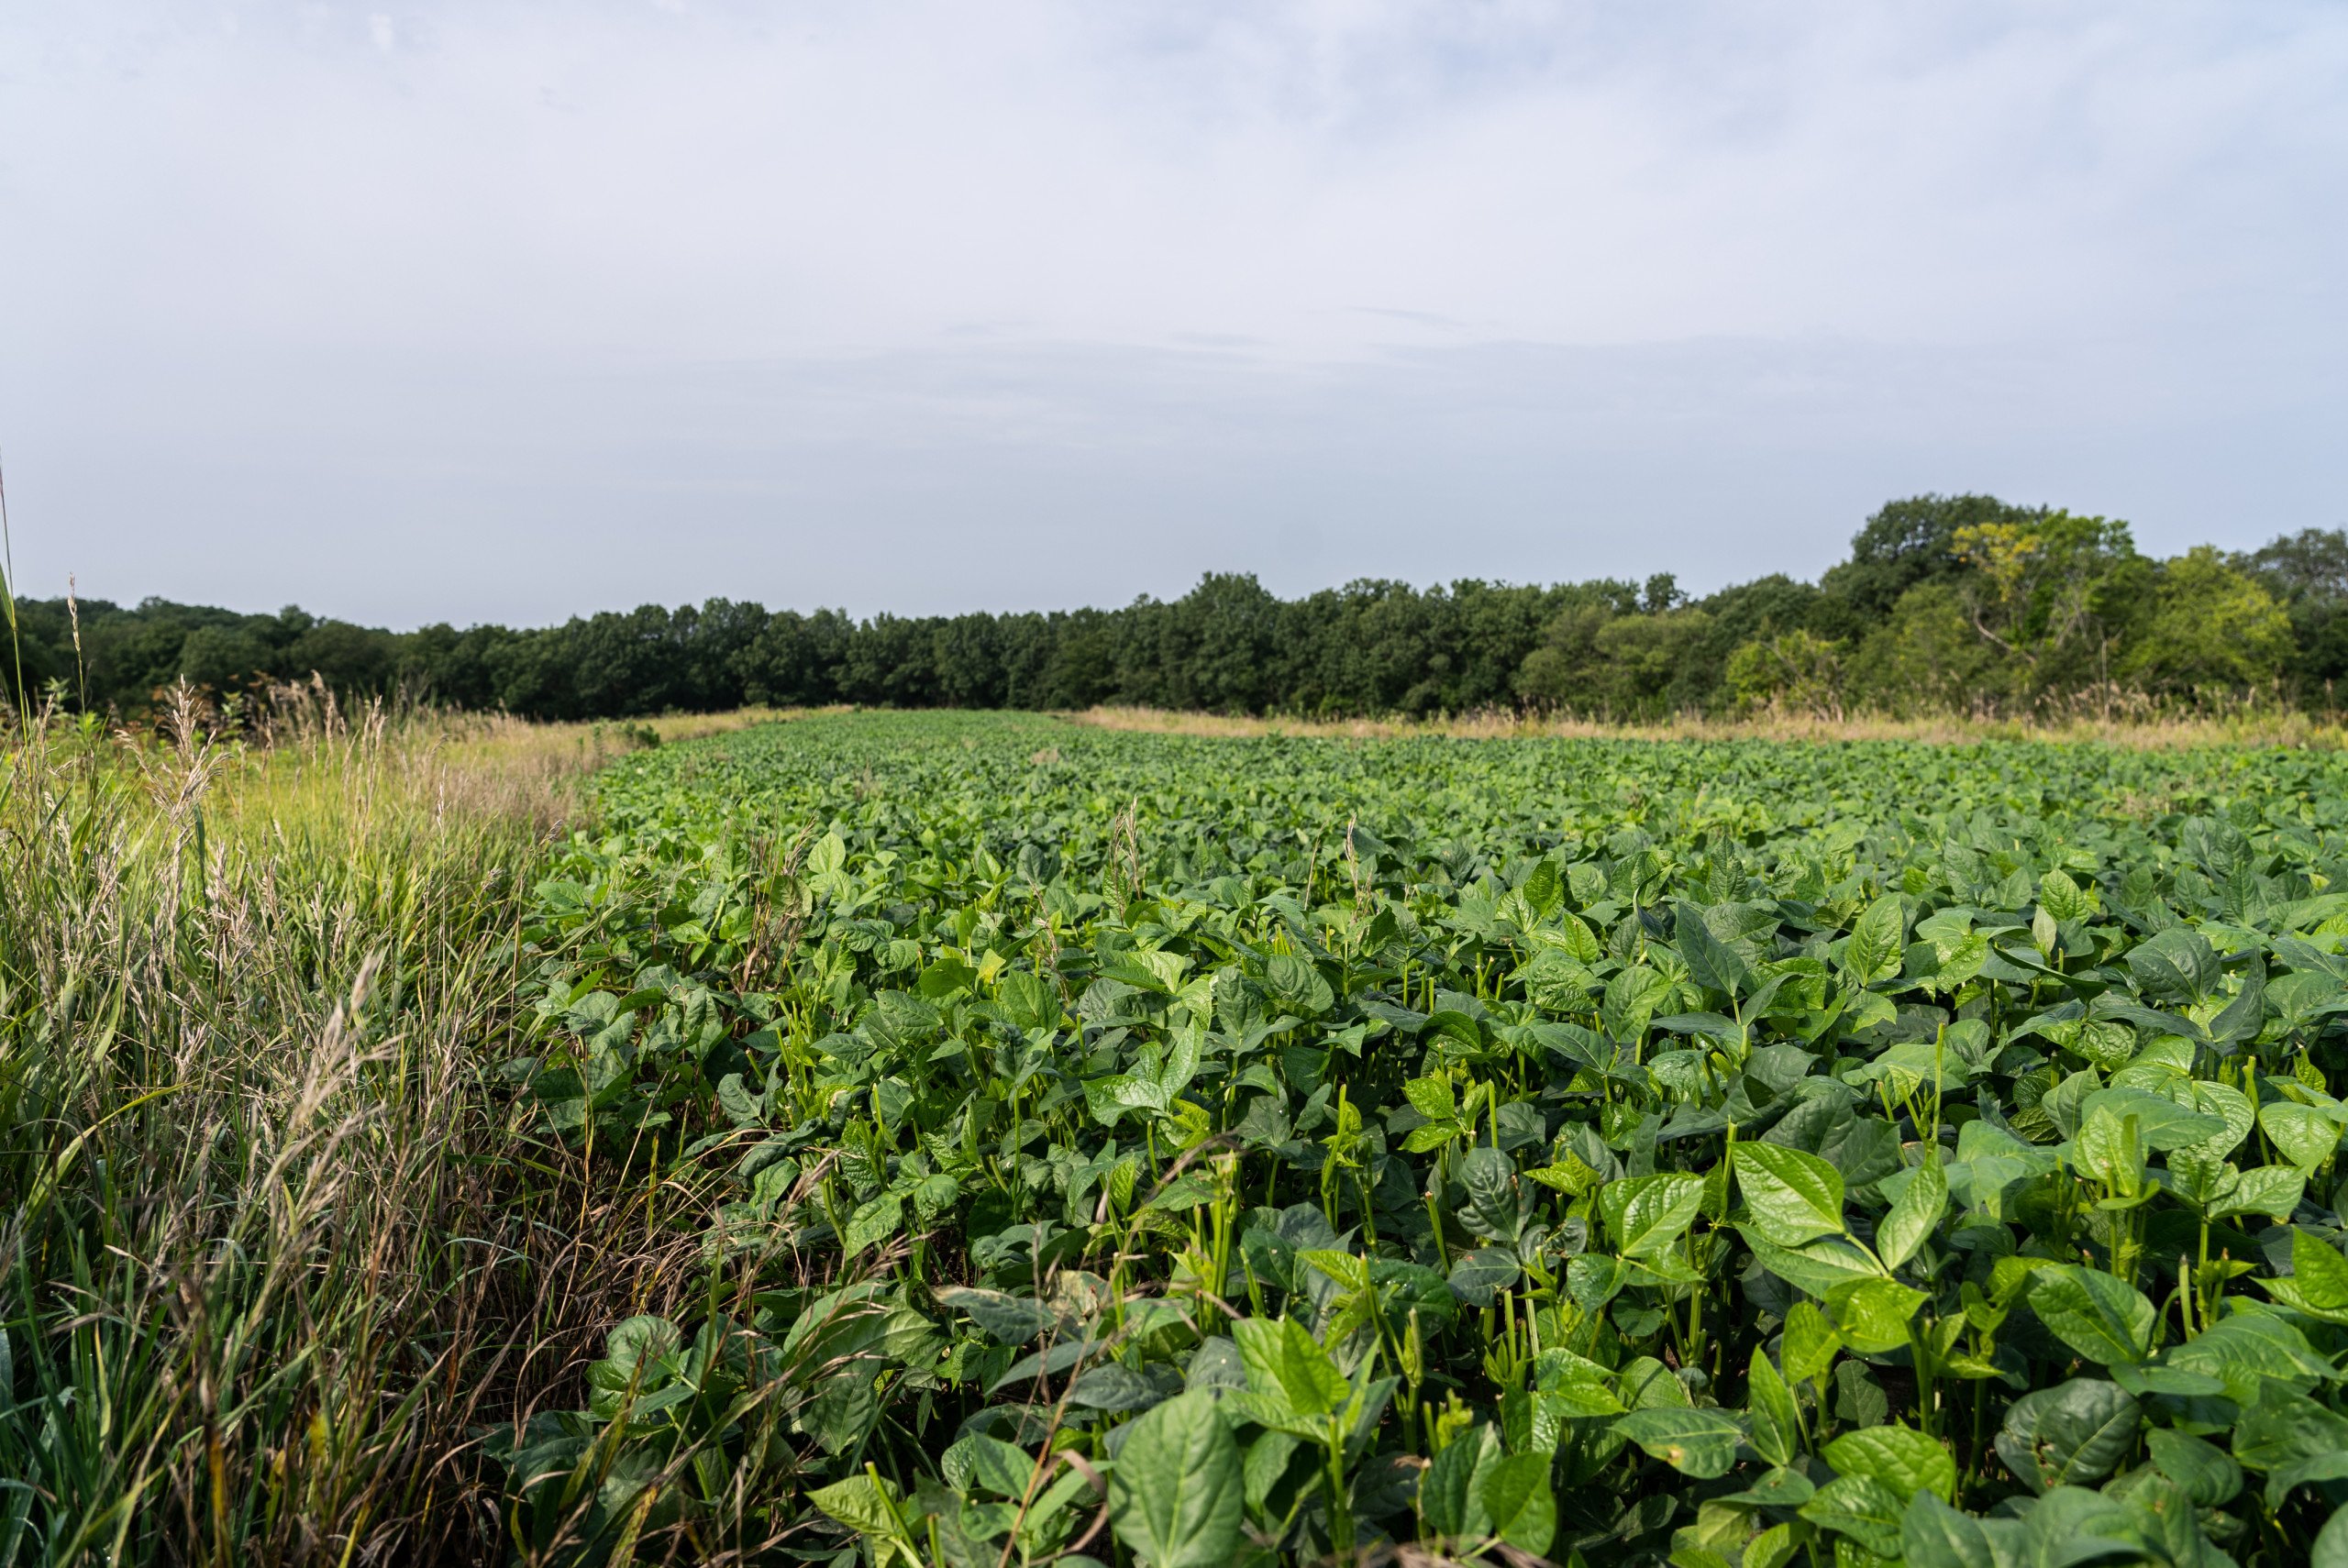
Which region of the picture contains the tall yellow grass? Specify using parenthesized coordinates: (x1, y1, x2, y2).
(1063, 703, 2348, 749)
(0, 685, 796, 1567)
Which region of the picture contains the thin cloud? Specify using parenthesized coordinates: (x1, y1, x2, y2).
(0, 1, 2342, 624)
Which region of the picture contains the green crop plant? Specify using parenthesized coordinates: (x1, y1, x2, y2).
(23, 700, 2348, 1565)
(480, 711, 2348, 1565)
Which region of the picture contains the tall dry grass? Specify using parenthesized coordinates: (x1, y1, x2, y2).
(1064, 701, 2348, 749)
(0, 686, 782, 1567)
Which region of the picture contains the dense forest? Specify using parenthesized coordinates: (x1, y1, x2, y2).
(10, 495, 2348, 723)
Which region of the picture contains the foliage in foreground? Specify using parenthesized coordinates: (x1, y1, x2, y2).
(504, 711, 2348, 1566)
(0, 695, 664, 1568)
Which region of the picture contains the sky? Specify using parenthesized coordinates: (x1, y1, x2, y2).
(1, 1, 2343, 628)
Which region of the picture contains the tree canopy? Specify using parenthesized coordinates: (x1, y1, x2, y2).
(7, 498, 2337, 723)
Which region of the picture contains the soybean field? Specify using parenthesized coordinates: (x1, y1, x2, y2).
(504, 711, 2348, 1567)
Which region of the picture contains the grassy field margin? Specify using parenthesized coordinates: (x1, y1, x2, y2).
(0, 691, 779, 1566)
(1066, 701, 2348, 748)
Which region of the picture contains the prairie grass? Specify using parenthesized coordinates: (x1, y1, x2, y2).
(1065, 701, 2348, 749)
(0, 688, 795, 1567)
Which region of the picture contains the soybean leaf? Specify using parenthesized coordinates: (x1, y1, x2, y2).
(2265, 1227, 2348, 1324)
(1799, 1474, 1906, 1559)
(1900, 1490, 2012, 1568)
(1825, 1277, 1925, 1355)
(1822, 1425, 1957, 1504)
(1745, 1348, 1803, 1468)
(1419, 1424, 1500, 1539)
(1993, 1380, 2140, 1495)
(1602, 1172, 1707, 1262)
(1734, 1143, 1847, 1247)
(2145, 1428, 2243, 1508)
(1479, 1450, 1558, 1555)
(1231, 1317, 1349, 1420)
(1877, 1159, 1947, 1273)
(1676, 902, 1752, 999)
(1613, 1408, 1743, 1479)
(2127, 927, 2220, 1005)
(1845, 894, 1910, 987)
(2028, 1265, 2155, 1368)
(935, 1286, 1056, 1346)
(2261, 1100, 2342, 1171)
(1107, 1389, 1245, 1568)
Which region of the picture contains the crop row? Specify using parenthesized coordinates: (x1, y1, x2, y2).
(501, 712, 2348, 1566)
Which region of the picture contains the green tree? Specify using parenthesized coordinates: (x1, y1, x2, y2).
(1725, 628, 1844, 718)
(1845, 582, 2008, 714)
(177, 624, 276, 695)
(1818, 493, 2049, 628)
(2238, 527, 2348, 699)
(1949, 510, 2137, 694)
(2118, 547, 2294, 696)
(1513, 603, 1614, 711)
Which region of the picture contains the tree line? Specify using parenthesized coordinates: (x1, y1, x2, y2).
(10, 495, 2348, 723)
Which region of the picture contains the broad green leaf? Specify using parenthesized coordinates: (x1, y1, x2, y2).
(1479, 1450, 1557, 1555)
(2071, 1108, 2148, 1195)
(2165, 1309, 2338, 1406)
(1676, 901, 1752, 998)
(1107, 1389, 1245, 1568)
(2211, 1163, 2305, 1220)
(1845, 893, 1909, 986)
(1612, 1408, 1743, 1478)
(843, 1192, 904, 1256)
(2027, 1265, 2155, 1367)
(810, 1474, 911, 1540)
(1419, 1423, 1500, 1538)
(1799, 1474, 1905, 1559)
(599, 1314, 681, 1379)
(1297, 1248, 1369, 1292)
(1746, 1522, 1802, 1568)
(1447, 1246, 1520, 1307)
(1602, 1171, 1706, 1261)
(1899, 1490, 2010, 1568)
(1084, 1073, 1168, 1128)
(1723, 1467, 1816, 1509)
(2265, 1227, 2348, 1324)
(1822, 1425, 1956, 1504)
(1745, 1347, 1802, 1468)
(1402, 1074, 1457, 1124)
(1744, 1232, 1884, 1297)
(2077, 1086, 2225, 1151)
(1734, 1142, 1847, 1247)
(2038, 869, 2095, 922)
(1993, 1380, 2140, 1495)
(1782, 1301, 1842, 1386)
(1230, 1316, 1349, 1419)
(935, 1286, 1056, 1345)
(1522, 856, 1564, 919)
(1824, 1277, 1925, 1355)
(2211, 956, 2268, 1047)
(2261, 1099, 2342, 1171)
(1877, 1160, 1947, 1272)
(1566, 1253, 1632, 1312)
(2319, 1502, 2348, 1568)
(2232, 1385, 2348, 1506)
(2127, 927, 2219, 1004)
(942, 1433, 1039, 1498)
(2018, 1486, 2138, 1566)
(2145, 1428, 2243, 1507)
(1458, 1145, 1526, 1243)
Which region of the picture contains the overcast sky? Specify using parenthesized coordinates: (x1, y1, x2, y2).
(2, 2, 2343, 627)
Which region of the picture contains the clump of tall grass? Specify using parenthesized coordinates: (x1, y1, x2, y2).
(1069, 697, 2348, 749)
(0, 685, 688, 1566)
